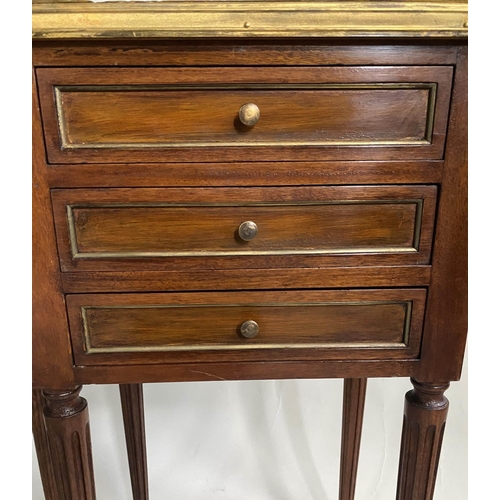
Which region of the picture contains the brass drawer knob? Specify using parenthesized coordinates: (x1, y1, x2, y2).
(238, 103, 260, 126)
(240, 320, 259, 339)
(238, 221, 258, 241)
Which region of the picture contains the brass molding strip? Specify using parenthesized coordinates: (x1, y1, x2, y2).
(66, 199, 424, 259)
(32, 1, 468, 39)
(81, 300, 413, 354)
(402, 300, 413, 346)
(72, 248, 418, 259)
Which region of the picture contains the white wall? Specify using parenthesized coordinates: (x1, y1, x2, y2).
(33, 352, 467, 500)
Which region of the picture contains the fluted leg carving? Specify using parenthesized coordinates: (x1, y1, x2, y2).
(120, 384, 149, 500)
(339, 378, 367, 500)
(43, 387, 96, 500)
(33, 390, 59, 500)
(396, 379, 449, 500)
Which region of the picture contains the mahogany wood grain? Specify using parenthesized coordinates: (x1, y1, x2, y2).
(70, 203, 418, 253)
(66, 289, 427, 366)
(119, 384, 149, 500)
(73, 360, 419, 386)
(33, 390, 58, 500)
(418, 46, 468, 382)
(37, 66, 452, 163)
(60, 266, 432, 294)
(339, 378, 367, 500)
(85, 302, 407, 349)
(42, 387, 96, 500)
(79, 203, 418, 256)
(46, 160, 444, 189)
(51, 185, 437, 272)
(56, 87, 430, 145)
(396, 380, 449, 500)
(32, 41, 459, 68)
(32, 71, 74, 390)
(32, 37, 468, 500)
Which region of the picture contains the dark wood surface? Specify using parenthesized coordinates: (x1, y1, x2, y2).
(60, 266, 431, 293)
(37, 66, 452, 163)
(31, 39, 467, 386)
(51, 85, 431, 145)
(66, 289, 426, 366)
(339, 378, 367, 500)
(396, 380, 450, 500)
(33, 390, 58, 500)
(417, 46, 468, 383)
(32, 38, 467, 500)
(69, 199, 420, 254)
(83, 301, 407, 350)
(42, 388, 96, 500)
(32, 71, 75, 390)
(31, 41, 467, 386)
(119, 384, 149, 500)
(46, 160, 444, 188)
(32, 41, 459, 68)
(52, 185, 437, 272)
(73, 360, 419, 386)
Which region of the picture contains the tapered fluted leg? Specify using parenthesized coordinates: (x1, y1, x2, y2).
(43, 387, 96, 500)
(33, 390, 58, 500)
(120, 384, 149, 500)
(396, 379, 449, 500)
(339, 378, 367, 500)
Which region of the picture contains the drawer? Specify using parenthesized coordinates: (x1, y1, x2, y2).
(66, 289, 427, 366)
(52, 185, 437, 271)
(37, 66, 453, 163)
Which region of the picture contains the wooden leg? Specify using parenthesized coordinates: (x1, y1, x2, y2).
(120, 384, 149, 500)
(33, 390, 59, 500)
(396, 379, 449, 500)
(339, 378, 367, 500)
(43, 387, 96, 500)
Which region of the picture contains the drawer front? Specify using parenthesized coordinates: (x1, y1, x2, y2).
(37, 66, 453, 163)
(66, 289, 427, 366)
(52, 185, 437, 271)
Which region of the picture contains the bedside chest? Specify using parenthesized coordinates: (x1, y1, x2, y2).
(32, 2, 468, 499)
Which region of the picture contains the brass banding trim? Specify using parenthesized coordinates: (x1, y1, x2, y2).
(402, 300, 413, 346)
(425, 83, 438, 143)
(64, 140, 431, 149)
(54, 87, 70, 151)
(54, 83, 437, 150)
(85, 342, 408, 353)
(81, 300, 413, 354)
(66, 199, 425, 259)
(66, 204, 79, 259)
(412, 199, 424, 251)
(72, 249, 418, 259)
(63, 140, 431, 149)
(32, 1, 468, 39)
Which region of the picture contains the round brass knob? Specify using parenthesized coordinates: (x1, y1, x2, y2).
(238, 103, 260, 126)
(240, 320, 259, 339)
(238, 221, 258, 241)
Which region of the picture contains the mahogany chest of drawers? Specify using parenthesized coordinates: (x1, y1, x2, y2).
(32, 2, 468, 499)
